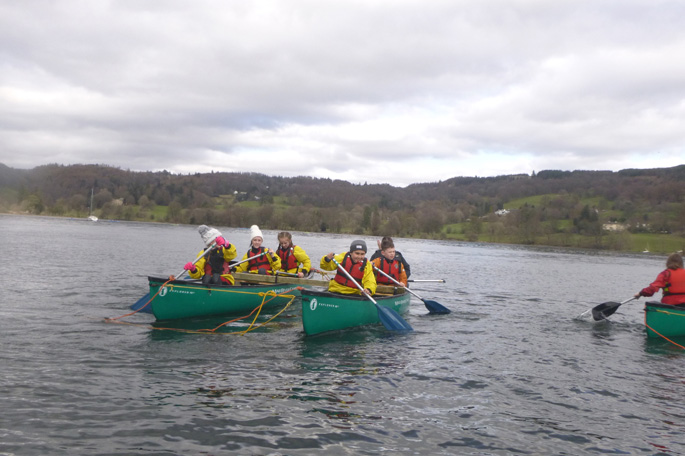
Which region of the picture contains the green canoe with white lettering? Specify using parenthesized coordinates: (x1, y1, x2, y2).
(300, 288, 411, 336)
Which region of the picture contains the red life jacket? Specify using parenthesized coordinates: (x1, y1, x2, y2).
(204, 250, 233, 284)
(277, 244, 299, 271)
(664, 268, 685, 296)
(375, 257, 401, 285)
(248, 247, 272, 274)
(333, 253, 367, 288)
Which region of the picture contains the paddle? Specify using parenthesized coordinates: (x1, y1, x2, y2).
(591, 296, 638, 321)
(408, 279, 446, 283)
(228, 251, 268, 274)
(131, 242, 218, 312)
(331, 258, 413, 331)
(372, 265, 451, 314)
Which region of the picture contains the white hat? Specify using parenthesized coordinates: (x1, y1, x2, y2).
(249, 224, 263, 241)
(198, 225, 222, 247)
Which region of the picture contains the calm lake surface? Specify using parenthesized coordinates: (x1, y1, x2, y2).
(1, 214, 684, 455)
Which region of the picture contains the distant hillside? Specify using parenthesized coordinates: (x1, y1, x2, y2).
(1, 163, 684, 252)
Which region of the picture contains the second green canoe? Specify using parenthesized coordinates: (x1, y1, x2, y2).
(300, 288, 411, 336)
(148, 276, 301, 321)
(645, 302, 685, 338)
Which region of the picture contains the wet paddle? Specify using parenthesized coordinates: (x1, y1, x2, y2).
(130, 241, 218, 312)
(372, 265, 451, 314)
(331, 258, 413, 331)
(591, 297, 638, 321)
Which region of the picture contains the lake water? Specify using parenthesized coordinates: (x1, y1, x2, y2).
(1, 214, 684, 455)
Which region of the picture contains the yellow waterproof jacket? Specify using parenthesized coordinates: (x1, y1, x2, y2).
(187, 244, 238, 285)
(234, 248, 282, 274)
(320, 252, 377, 295)
(277, 245, 312, 274)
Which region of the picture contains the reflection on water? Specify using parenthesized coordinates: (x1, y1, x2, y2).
(2, 215, 685, 455)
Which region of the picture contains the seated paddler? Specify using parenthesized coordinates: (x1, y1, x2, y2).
(320, 240, 377, 296)
(371, 237, 408, 287)
(634, 252, 685, 306)
(184, 225, 237, 285)
(234, 225, 282, 275)
(276, 231, 311, 278)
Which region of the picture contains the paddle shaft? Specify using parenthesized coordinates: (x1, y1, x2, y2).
(230, 251, 268, 271)
(175, 241, 217, 278)
(408, 279, 445, 283)
(372, 265, 422, 300)
(331, 258, 377, 304)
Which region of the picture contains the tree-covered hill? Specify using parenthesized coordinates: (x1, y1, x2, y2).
(1, 163, 684, 253)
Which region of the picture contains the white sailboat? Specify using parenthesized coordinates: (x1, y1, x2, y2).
(87, 188, 98, 222)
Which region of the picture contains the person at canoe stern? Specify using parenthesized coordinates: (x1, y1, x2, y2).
(184, 225, 237, 285)
(371, 237, 408, 287)
(370, 236, 411, 278)
(321, 240, 377, 296)
(634, 252, 685, 306)
(234, 225, 281, 275)
(276, 231, 311, 278)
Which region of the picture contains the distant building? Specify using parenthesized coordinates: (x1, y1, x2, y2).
(602, 223, 626, 232)
(495, 209, 510, 216)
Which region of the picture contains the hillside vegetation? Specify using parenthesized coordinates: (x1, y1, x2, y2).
(1, 163, 684, 253)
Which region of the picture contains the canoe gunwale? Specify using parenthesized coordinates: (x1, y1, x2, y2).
(300, 287, 407, 301)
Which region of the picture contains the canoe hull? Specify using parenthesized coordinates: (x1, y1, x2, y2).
(148, 276, 301, 321)
(644, 302, 685, 338)
(301, 288, 411, 336)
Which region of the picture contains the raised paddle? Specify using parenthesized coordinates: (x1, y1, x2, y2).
(591, 296, 638, 321)
(131, 241, 218, 312)
(372, 265, 451, 314)
(331, 258, 413, 332)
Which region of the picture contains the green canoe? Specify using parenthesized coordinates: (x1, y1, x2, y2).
(644, 302, 685, 338)
(148, 276, 302, 321)
(300, 288, 411, 336)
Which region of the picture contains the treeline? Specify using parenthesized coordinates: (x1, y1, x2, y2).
(1, 163, 684, 250)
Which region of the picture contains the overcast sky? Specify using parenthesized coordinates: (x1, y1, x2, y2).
(1, 1, 684, 187)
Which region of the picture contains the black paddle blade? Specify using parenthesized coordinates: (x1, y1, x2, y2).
(591, 302, 621, 321)
(423, 299, 451, 314)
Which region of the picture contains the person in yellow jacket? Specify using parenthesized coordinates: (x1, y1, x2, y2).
(276, 231, 311, 278)
(320, 240, 376, 296)
(184, 225, 238, 285)
(234, 225, 281, 275)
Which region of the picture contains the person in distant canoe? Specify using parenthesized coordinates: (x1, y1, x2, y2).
(275, 231, 311, 278)
(371, 237, 408, 287)
(184, 225, 237, 285)
(634, 252, 685, 306)
(370, 236, 411, 278)
(233, 225, 281, 275)
(321, 240, 377, 296)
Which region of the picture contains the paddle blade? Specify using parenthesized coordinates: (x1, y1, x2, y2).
(422, 299, 451, 314)
(376, 304, 413, 331)
(131, 293, 153, 313)
(591, 302, 621, 321)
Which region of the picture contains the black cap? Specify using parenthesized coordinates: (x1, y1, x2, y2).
(350, 240, 367, 253)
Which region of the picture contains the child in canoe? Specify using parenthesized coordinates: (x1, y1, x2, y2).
(635, 252, 685, 305)
(371, 237, 408, 287)
(320, 240, 377, 296)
